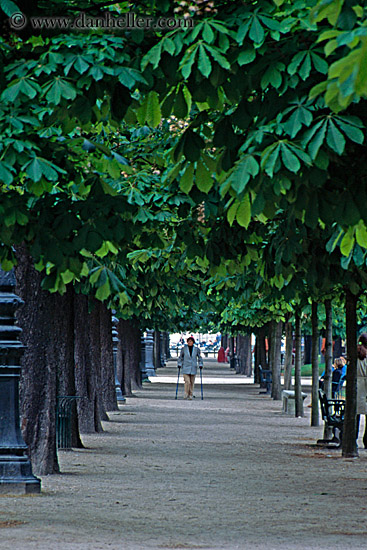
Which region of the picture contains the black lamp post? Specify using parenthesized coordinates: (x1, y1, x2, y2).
(112, 315, 125, 403)
(0, 269, 40, 494)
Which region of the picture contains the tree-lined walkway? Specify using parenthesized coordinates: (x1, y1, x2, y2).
(2, 360, 367, 550)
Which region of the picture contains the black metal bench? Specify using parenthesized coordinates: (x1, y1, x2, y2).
(56, 396, 82, 450)
(258, 365, 272, 394)
(317, 389, 345, 447)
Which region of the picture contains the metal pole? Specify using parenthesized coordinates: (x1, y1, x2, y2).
(0, 269, 41, 494)
(112, 315, 125, 403)
(145, 329, 156, 377)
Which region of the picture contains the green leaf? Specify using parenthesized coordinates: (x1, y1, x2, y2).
(96, 279, 111, 301)
(196, 159, 213, 193)
(309, 80, 327, 100)
(198, 45, 212, 78)
(311, 52, 328, 74)
(284, 105, 313, 138)
(180, 47, 198, 79)
(0, 0, 20, 16)
(340, 229, 355, 257)
(288, 52, 306, 76)
(179, 163, 195, 193)
(227, 201, 239, 226)
(229, 155, 259, 194)
(183, 130, 205, 162)
(202, 22, 215, 43)
(281, 144, 300, 173)
(326, 120, 345, 154)
(307, 121, 327, 159)
(249, 16, 264, 43)
(44, 78, 77, 104)
(237, 48, 256, 65)
(142, 42, 162, 70)
(0, 162, 13, 185)
(334, 117, 364, 144)
(261, 65, 282, 89)
(299, 53, 311, 80)
(236, 195, 251, 228)
(204, 45, 230, 70)
(356, 222, 367, 248)
(89, 267, 103, 284)
(261, 143, 281, 177)
(137, 91, 161, 128)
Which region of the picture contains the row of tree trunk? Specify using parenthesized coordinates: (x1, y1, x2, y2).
(15, 248, 143, 475)
(251, 293, 359, 458)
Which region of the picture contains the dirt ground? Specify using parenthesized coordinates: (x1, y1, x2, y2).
(2, 359, 367, 550)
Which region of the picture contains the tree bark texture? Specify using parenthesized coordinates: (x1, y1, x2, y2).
(324, 299, 333, 400)
(115, 318, 125, 396)
(342, 289, 358, 458)
(304, 335, 312, 365)
(221, 334, 228, 349)
(311, 301, 319, 427)
(154, 330, 161, 370)
(333, 337, 343, 360)
(283, 322, 293, 391)
(15, 248, 62, 475)
(254, 335, 259, 383)
(237, 333, 252, 376)
(294, 313, 304, 417)
(100, 304, 118, 412)
(258, 326, 268, 369)
(271, 321, 282, 401)
(74, 294, 104, 433)
(118, 318, 142, 396)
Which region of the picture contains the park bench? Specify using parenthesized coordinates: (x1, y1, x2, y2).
(317, 389, 345, 447)
(258, 365, 272, 394)
(56, 396, 82, 450)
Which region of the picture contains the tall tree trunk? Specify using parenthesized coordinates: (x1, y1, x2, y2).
(283, 321, 293, 390)
(258, 325, 268, 369)
(118, 318, 142, 396)
(165, 332, 171, 359)
(100, 304, 118, 412)
(304, 335, 312, 365)
(15, 247, 73, 475)
(89, 299, 108, 423)
(254, 334, 260, 383)
(324, 299, 333, 399)
(229, 335, 235, 368)
(16, 252, 59, 475)
(115, 317, 125, 397)
(268, 321, 274, 374)
(74, 294, 104, 433)
(311, 301, 319, 427)
(342, 289, 358, 458)
(221, 334, 228, 349)
(333, 337, 343, 360)
(237, 333, 252, 376)
(271, 321, 282, 400)
(154, 330, 161, 370)
(294, 313, 304, 417)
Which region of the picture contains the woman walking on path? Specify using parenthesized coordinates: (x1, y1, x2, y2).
(177, 336, 203, 400)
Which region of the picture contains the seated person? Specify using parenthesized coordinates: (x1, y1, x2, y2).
(319, 357, 346, 394)
(331, 357, 347, 397)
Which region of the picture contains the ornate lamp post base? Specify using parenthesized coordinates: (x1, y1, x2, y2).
(0, 456, 41, 494)
(0, 270, 41, 494)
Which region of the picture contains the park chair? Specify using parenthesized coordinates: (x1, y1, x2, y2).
(317, 389, 345, 447)
(258, 365, 272, 394)
(333, 374, 346, 399)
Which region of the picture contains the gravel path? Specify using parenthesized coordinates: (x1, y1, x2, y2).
(1, 360, 367, 550)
